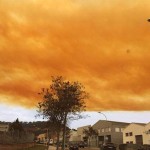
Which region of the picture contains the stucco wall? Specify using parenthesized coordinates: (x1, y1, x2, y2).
(123, 124, 145, 144)
(143, 123, 150, 144)
(93, 120, 129, 146)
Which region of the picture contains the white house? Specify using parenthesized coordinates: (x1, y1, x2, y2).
(69, 129, 79, 142)
(123, 123, 146, 145)
(77, 125, 91, 142)
(0, 124, 9, 132)
(37, 133, 47, 143)
(143, 122, 150, 144)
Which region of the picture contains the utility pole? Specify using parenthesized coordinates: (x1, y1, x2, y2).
(98, 112, 108, 145)
(98, 112, 107, 120)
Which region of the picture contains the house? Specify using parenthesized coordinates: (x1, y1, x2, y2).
(37, 133, 47, 143)
(92, 120, 129, 147)
(123, 123, 146, 145)
(69, 129, 79, 143)
(143, 122, 150, 144)
(0, 124, 9, 132)
(123, 122, 150, 145)
(77, 125, 91, 143)
(68, 125, 91, 144)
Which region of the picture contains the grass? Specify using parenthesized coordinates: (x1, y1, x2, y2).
(19, 144, 47, 150)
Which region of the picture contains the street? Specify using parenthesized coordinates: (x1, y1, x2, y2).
(48, 146, 99, 150)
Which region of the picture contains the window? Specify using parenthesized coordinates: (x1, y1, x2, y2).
(129, 132, 133, 136)
(121, 128, 124, 132)
(126, 142, 129, 144)
(115, 128, 120, 132)
(125, 132, 132, 136)
(102, 128, 104, 132)
(98, 129, 101, 133)
(105, 128, 111, 132)
(130, 141, 133, 144)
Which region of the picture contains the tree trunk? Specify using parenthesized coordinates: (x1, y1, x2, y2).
(89, 137, 91, 147)
(47, 129, 50, 150)
(56, 131, 60, 150)
(62, 113, 67, 150)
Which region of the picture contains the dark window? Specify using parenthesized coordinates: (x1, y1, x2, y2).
(126, 133, 128, 136)
(130, 141, 133, 144)
(129, 132, 133, 136)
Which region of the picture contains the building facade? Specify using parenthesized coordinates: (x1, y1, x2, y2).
(123, 122, 150, 145)
(123, 123, 145, 145)
(37, 133, 47, 143)
(92, 120, 129, 147)
(0, 124, 9, 132)
(69, 129, 80, 143)
(77, 125, 91, 143)
(143, 122, 150, 144)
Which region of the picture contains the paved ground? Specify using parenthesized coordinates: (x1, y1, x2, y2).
(48, 146, 57, 150)
(48, 146, 100, 150)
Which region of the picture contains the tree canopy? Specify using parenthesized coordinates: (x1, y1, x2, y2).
(37, 76, 88, 150)
(9, 118, 24, 132)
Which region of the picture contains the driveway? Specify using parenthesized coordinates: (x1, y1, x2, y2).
(48, 146, 57, 150)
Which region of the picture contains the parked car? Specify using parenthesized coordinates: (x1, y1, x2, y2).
(101, 143, 116, 150)
(78, 142, 85, 148)
(69, 144, 79, 150)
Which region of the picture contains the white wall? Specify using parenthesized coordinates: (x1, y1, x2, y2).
(69, 130, 80, 142)
(0, 124, 9, 132)
(123, 123, 145, 144)
(143, 122, 150, 144)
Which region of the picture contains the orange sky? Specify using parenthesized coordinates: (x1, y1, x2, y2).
(0, 0, 150, 110)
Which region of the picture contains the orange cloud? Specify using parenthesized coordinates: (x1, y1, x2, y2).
(0, 0, 150, 110)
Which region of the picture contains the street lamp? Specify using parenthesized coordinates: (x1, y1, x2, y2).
(98, 112, 107, 120)
(98, 112, 108, 145)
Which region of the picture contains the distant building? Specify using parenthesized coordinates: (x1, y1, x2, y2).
(143, 122, 150, 144)
(0, 124, 9, 132)
(77, 125, 91, 143)
(37, 133, 47, 143)
(68, 125, 91, 144)
(123, 122, 150, 145)
(69, 129, 79, 142)
(92, 120, 129, 147)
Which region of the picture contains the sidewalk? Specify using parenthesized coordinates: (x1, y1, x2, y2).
(48, 146, 57, 150)
(48, 146, 100, 150)
(87, 147, 99, 150)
